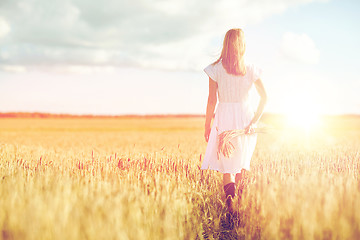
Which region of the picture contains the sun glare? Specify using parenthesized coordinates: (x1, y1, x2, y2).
(283, 98, 321, 131)
(286, 110, 320, 130)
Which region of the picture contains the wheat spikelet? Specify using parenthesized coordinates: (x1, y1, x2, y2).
(217, 127, 268, 158)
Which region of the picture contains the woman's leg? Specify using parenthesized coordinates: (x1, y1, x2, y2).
(223, 173, 235, 212)
(235, 169, 248, 198)
(223, 173, 235, 186)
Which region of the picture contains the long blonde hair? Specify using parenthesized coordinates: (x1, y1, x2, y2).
(214, 28, 246, 76)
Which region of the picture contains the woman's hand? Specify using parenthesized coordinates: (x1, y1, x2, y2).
(244, 122, 255, 134)
(204, 125, 211, 142)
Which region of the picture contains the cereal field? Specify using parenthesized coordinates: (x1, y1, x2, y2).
(0, 116, 359, 240)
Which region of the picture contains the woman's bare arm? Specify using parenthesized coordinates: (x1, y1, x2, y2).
(245, 78, 267, 133)
(204, 78, 218, 142)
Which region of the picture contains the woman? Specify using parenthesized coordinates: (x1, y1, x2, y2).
(201, 29, 267, 213)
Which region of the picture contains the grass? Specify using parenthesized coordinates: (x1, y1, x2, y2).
(0, 116, 359, 239)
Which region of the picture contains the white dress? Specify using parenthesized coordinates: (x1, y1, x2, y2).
(201, 61, 262, 174)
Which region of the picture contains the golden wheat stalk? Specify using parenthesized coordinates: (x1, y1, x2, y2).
(217, 127, 268, 159)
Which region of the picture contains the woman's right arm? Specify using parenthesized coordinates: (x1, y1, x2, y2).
(204, 78, 218, 142)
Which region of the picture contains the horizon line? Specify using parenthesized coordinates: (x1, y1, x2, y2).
(0, 111, 359, 119)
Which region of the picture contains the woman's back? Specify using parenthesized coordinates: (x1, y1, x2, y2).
(204, 61, 261, 103)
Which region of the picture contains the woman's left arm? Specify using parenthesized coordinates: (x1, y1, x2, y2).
(245, 78, 267, 133)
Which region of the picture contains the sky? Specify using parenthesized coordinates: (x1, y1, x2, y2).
(0, 0, 359, 115)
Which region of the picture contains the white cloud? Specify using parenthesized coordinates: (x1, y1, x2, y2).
(0, 64, 26, 73)
(0, 17, 10, 39)
(0, 0, 325, 71)
(281, 32, 320, 64)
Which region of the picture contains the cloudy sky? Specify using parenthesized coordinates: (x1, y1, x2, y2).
(0, 0, 359, 115)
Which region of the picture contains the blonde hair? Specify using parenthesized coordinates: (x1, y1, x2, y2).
(214, 28, 246, 76)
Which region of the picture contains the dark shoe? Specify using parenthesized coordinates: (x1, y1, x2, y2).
(224, 182, 236, 211)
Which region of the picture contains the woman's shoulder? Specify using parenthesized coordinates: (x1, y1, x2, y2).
(204, 61, 222, 81)
(245, 63, 256, 71)
(246, 63, 262, 73)
(245, 63, 262, 81)
(211, 60, 225, 73)
(207, 60, 222, 69)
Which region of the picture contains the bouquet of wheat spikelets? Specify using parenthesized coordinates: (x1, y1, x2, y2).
(217, 126, 268, 159)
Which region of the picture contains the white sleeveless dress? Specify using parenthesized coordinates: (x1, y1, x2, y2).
(201, 61, 262, 174)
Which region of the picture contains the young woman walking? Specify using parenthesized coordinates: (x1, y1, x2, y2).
(201, 28, 267, 213)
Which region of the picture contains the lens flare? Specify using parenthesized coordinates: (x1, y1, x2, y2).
(284, 98, 321, 131)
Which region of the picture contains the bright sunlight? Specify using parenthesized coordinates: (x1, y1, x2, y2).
(283, 97, 322, 131)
